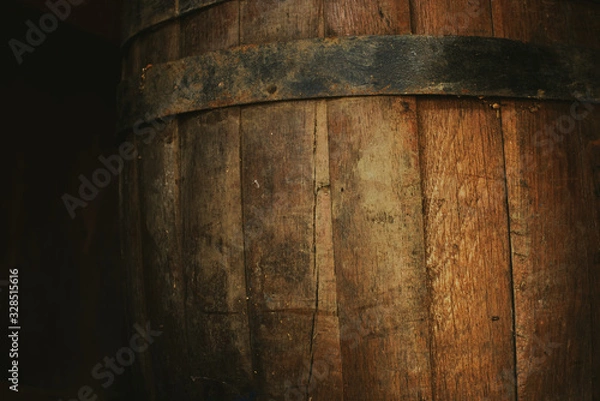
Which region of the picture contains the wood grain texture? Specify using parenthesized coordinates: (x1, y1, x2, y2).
(181, 1, 240, 55)
(239, 3, 346, 400)
(492, 0, 570, 45)
(240, 0, 324, 45)
(181, 5, 253, 400)
(309, 100, 344, 401)
(324, 0, 410, 36)
(410, 0, 491, 36)
(501, 100, 596, 401)
(121, 0, 233, 44)
(122, 23, 181, 80)
(129, 22, 186, 400)
(581, 112, 600, 401)
(123, 5, 254, 400)
(328, 97, 432, 401)
(179, 108, 254, 400)
(491, 0, 600, 49)
(119, 1, 600, 399)
(137, 119, 193, 399)
(121, 22, 183, 401)
(417, 98, 515, 400)
(324, 3, 433, 400)
(492, 1, 600, 399)
(239, 98, 344, 401)
(411, 2, 516, 400)
(240, 101, 319, 400)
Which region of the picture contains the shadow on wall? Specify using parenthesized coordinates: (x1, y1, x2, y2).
(1, 1, 136, 400)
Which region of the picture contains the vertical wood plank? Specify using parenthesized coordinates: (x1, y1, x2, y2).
(126, 5, 252, 400)
(240, 101, 317, 400)
(417, 98, 515, 400)
(240, 0, 323, 45)
(328, 97, 432, 401)
(181, 1, 240, 55)
(411, 2, 515, 399)
(138, 119, 193, 399)
(133, 25, 187, 398)
(179, 108, 254, 400)
(501, 101, 596, 400)
(239, 2, 346, 399)
(324, 0, 411, 36)
(324, 3, 432, 400)
(491, 2, 600, 399)
(179, 5, 254, 400)
(491, 0, 570, 45)
(581, 112, 600, 401)
(410, 0, 492, 37)
(134, 23, 181, 72)
(308, 101, 344, 401)
(125, 21, 182, 401)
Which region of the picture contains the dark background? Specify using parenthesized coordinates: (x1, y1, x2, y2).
(1, 1, 131, 399)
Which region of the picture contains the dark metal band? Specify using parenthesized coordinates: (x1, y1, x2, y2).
(122, 0, 231, 46)
(117, 35, 599, 131)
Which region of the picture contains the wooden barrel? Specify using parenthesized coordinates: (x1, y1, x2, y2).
(118, 1, 600, 400)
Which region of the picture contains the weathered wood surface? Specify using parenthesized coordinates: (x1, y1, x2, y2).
(501, 100, 596, 400)
(180, 5, 254, 400)
(121, 0, 232, 45)
(492, 2, 600, 399)
(120, 1, 600, 400)
(239, 4, 338, 400)
(417, 98, 515, 400)
(328, 96, 432, 400)
(413, 2, 515, 399)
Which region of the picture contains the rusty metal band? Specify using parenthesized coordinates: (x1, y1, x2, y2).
(117, 35, 600, 132)
(122, 0, 232, 46)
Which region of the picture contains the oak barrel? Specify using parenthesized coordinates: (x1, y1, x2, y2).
(118, 1, 600, 400)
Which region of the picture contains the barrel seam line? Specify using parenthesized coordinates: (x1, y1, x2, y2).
(498, 106, 519, 401)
